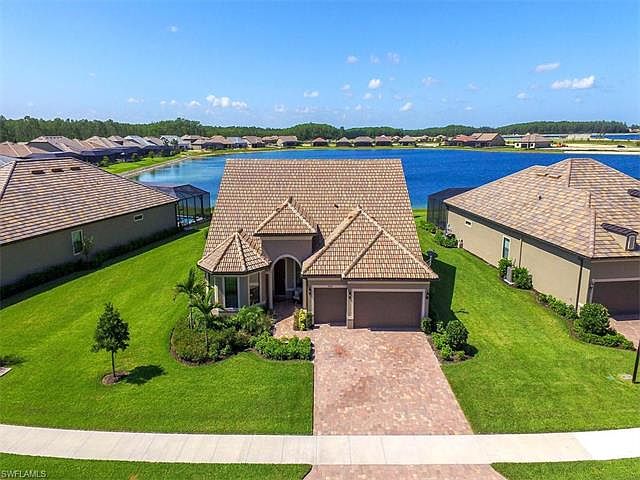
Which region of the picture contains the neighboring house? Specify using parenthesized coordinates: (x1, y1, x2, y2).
(444, 158, 640, 317)
(198, 159, 437, 328)
(311, 137, 329, 147)
(243, 136, 265, 148)
(515, 134, 552, 149)
(277, 136, 299, 148)
(225, 137, 249, 149)
(27, 136, 103, 163)
(353, 136, 374, 147)
(143, 183, 211, 226)
(125, 135, 166, 155)
(399, 135, 417, 146)
(0, 157, 178, 289)
(262, 135, 279, 145)
(469, 132, 505, 147)
(336, 137, 353, 147)
(0, 141, 54, 160)
(427, 187, 474, 229)
(84, 136, 134, 160)
(160, 135, 189, 150)
(447, 134, 475, 146)
(180, 135, 203, 149)
(374, 135, 392, 146)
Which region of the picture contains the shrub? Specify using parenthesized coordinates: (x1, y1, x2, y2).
(254, 333, 312, 360)
(439, 344, 453, 360)
(420, 317, 436, 334)
(208, 327, 244, 360)
(453, 350, 466, 362)
(231, 305, 273, 336)
(423, 221, 437, 234)
(445, 319, 469, 350)
(434, 230, 458, 248)
(172, 317, 209, 363)
(512, 267, 533, 289)
(538, 293, 578, 320)
(575, 303, 611, 336)
(574, 330, 634, 350)
(498, 258, 513, 278)
(293, 308, 313, 331)
(432, 332, 448, 350)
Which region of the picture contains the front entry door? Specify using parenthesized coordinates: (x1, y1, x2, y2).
(274, 259, 286, 296)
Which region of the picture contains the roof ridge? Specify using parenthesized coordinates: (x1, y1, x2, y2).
(0, 161, 17, 201)
(301, 207, 362, 273)
(235, 232, 246, 271)
(236, 229, 269, 264)
(341, 229, 383, 278)
(206, 234, 236, 272)
(286, 197, 316, 231)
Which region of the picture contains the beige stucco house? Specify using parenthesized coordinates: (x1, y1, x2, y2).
(198, 159, 437, 329)
(0, 157, 178, 290)
(444, 158, 640, 317)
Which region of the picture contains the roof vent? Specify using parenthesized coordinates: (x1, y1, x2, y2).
(31, 169, 45, 175)
(51, 168, 64, 172)
(628, 189, 640, 198)
(70, 166, 81, 171)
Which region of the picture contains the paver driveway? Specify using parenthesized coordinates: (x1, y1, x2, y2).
(275, 318, 471, 435)
(610, 318, 640, 348)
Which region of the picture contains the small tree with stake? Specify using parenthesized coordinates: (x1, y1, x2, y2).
(92, 303, 130, 381)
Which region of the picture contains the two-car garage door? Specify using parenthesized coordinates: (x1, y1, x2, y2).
(592, 281, 640, 317)
(353, 291, 423, 329)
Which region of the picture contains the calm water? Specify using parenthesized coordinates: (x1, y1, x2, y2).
(135, 149, 640, 207)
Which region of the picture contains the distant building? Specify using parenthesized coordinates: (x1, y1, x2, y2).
(0, 157, 178, 290)
(399, 135, 417, 146)
(336, 137, 353, 147)
(243, 136, 265, 148)
(515, 134, 552, 149)
(160, 135, 189, 150)
(143, 184, 211, 227)
(0, 142, 54, 160)
(353, 136, 374, 147)
(447, 133, 505, 148)
(277, 136, 299, 148)
(225, 137, 249, 149)
(311, 137, 329, 147)
(374, 135, 392, 146)
(262, 135, 279, 145)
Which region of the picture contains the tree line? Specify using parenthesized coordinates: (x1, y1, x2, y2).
(0, 116, 629, 143)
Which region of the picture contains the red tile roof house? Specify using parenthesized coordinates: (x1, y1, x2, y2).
(198, 159, 437, 329)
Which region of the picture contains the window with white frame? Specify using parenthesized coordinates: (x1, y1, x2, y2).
(249, 273, 261, 305)
(71, 229, 84, 255)
(224, 277, 239, 309)
(465, 219, 472, 227)
(502, 237, 511, 259)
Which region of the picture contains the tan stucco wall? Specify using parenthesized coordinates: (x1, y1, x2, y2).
(261, 237, 313, 263)
(589, 258, 640, 281)
(447, 207, 590, 307)
(0, 203, 176, 287)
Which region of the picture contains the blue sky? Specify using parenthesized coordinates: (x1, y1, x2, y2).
(1, 0, 638, 128)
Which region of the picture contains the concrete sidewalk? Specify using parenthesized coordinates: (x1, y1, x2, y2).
(1, 424, 639, 464)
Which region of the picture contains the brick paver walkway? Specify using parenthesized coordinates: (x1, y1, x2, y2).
(305, 465, 506, 480)
(275, 315, 471, 435)
(610, 318, 640, 348)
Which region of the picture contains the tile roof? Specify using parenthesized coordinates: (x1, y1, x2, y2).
(519, 133, 551, 143)
(445, 157, 640, 258)
(0, 157, 177, 245)
(254, 196, 317, 235)
(198, 229, 269, 274)
(200, 159, 435, 280)
(302, 207, 436, 280)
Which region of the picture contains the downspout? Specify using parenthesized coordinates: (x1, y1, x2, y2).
(575, 257, 584, 311)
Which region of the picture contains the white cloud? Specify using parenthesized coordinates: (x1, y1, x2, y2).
(516, 92, 529, 100)
(354, 104, 363, 111)
(464, 106, 473, 111)
(206, 94, 248, 109)
(535, 62, 560, 73)
(467, 83, 479, 91)
(346, 55, 358, 64)
(169, 99, 178, 106)
(303, 90, 320, 98)
(368, 78, 382, 89)
(422, 76, 437, 87)
(168, 25, 179, 33)
(295, 106, 313, 114)
(370, 54, 380, 64)
(387, 52, 400, 64)
(341, 83, 351, 91)
(88, 72, 96, 78)
(127, 97, 143, 104)
(186, 100, 200, 108)
(400, 102, 413, 112)
(363, 92, 373, 100)
(551, 75, 595, 90)
(274, 104, 286, 113)
(160, 100, 167, 106)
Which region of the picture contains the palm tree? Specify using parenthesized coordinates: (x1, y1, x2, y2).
(174, 268, 204, 329)
(191, 289, 219, 352)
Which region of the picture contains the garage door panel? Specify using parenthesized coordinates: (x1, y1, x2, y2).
(314, 288, 346, 325)
(354, 291, 422, 329)
(592, 281, 640, 317)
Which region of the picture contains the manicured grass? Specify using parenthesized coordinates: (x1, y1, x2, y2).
(0, 453, 310, 480)
(493, 458, 640, 480)
(0, 229, 313, 434)
(414, 210, 639, 433)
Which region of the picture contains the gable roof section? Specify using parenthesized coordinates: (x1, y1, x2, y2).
(445, 158, 640, 258)
(201, 159, 435, 280)
(198, 229, 270, 274)
(254, 196, 317, 235)
(0, 157, 177, 245)
(302, 207, 436, 280)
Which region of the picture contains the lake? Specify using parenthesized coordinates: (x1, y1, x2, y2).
(134, 149, 640, 207)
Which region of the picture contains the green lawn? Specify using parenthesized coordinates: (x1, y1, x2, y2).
(414, 210, 639, 433)
(494, 458, 640, 480)
(0, 229, 313, 434)
(0, 453, 310, 480)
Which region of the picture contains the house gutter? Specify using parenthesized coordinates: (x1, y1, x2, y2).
(575, 257, 584, 311)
